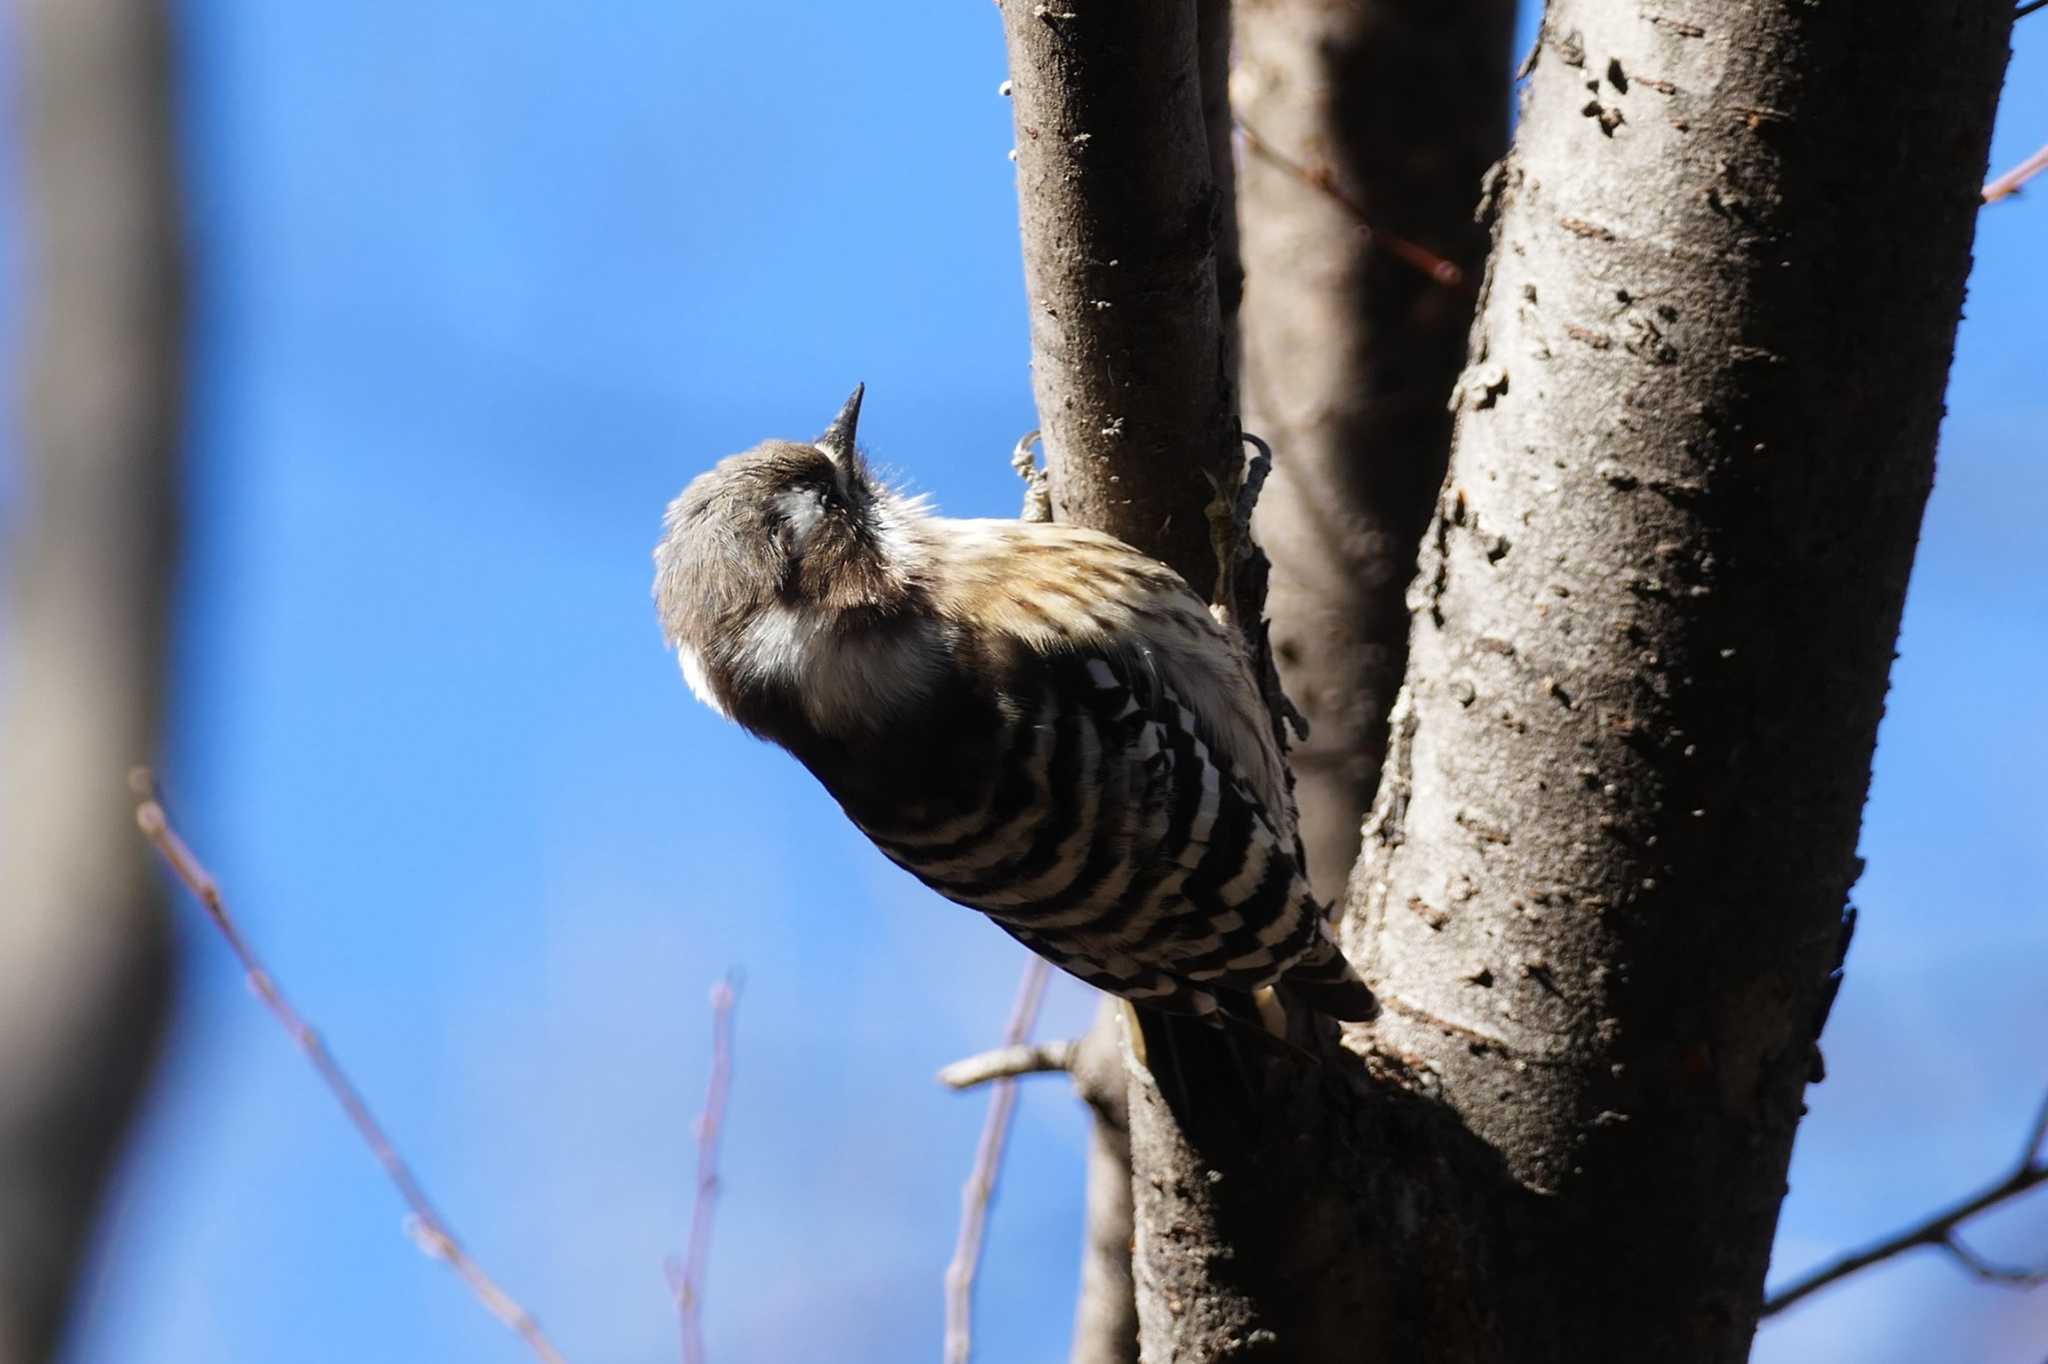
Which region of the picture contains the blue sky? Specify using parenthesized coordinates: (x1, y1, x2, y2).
(7, 4, 2042, 1362)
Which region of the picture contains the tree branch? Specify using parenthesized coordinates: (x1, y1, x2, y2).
(1984, 139, 2048, 202)
(1067, 1004, 1137, 1364)
(667, 975, 739, 1364)
(1001, 0, 1385, 1351)
(129, 770, 569, 1364)
(943, 957, 1051, 1364)
(1761, 1090, 2048, 1316)
(939, 1041, 1077, 1091)
(999, 8, 1247, 1358)
(999, 0, 1241, 594)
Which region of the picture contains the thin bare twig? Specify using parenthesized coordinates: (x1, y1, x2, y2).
(1235, 119, 1465, 286)
(2018, 0, 2045, 21)
(128, 768, 569, 1364)
(667, 975, 740, 1364)
(938, 1040, 1076, 1091)
(1984, 140, 2048, 202)
(943, 957, 1052, 1364)
(1762, 1088, 2048, 1316)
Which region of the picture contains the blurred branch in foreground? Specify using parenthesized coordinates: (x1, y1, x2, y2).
(2, 0, 183, 1357)
(667, 975, 739, 1364)
(1763, 1089, 2048, 1316)
(943, 957, 1050, 1364)
(128, 769, 569, 1364)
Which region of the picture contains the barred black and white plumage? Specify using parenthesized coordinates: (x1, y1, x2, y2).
(651, 387, 1377, 1024)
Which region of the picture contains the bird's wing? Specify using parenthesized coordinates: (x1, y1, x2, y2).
(922, 518, 1294, 832)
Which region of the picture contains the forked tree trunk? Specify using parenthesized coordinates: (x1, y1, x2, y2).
(1000, 1, 2013, 1361)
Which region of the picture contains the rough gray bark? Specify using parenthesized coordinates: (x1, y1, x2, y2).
(1339, 2, 2012, 1359)
(1001, 0, 1242, 586)
(0, 2, 184, 1361)
(1235, 0, 1516, 898)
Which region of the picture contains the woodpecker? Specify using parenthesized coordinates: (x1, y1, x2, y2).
(652, 387, 1377, 1025)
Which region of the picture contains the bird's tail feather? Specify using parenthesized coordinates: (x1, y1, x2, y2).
(1279, 935, 1380, 1022)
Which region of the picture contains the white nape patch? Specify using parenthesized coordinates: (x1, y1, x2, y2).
(736, 601, 821, 687)
(677, 644, 730, 720)
(733, 599, 943, 735)
(773, 486, 827, 543)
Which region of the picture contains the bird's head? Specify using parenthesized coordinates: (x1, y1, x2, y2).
(653, 385, 934, 730)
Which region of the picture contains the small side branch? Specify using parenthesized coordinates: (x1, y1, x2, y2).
(939, 1041, 1076, 1091)
(943, 957, 1052, 1364)
(1762, 1089, 2048, 1316)
(128, 769, 569, 1364)
(667, 975, 740, 1364)
(1984, 139, 2048, 202)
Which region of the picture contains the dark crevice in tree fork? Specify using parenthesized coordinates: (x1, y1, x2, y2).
(1237, 0, 1517, 901)
(1002, 2, 2016, 1362)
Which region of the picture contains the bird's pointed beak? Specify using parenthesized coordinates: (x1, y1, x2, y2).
(817, 383, 865, 464)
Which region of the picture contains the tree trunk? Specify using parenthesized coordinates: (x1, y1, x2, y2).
(1343, 3, 2011, 1357)
(0, 2, 183, 1360)
(1235, 0, 1516, 899)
